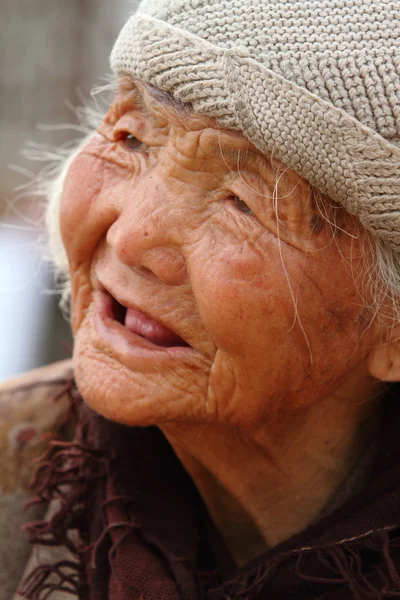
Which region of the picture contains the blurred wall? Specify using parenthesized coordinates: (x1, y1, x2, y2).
(0, 0, 137, 378)
(1, 0, 137, 203)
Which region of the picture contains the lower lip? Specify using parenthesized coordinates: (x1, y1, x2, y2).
(91, 290, 195, 364)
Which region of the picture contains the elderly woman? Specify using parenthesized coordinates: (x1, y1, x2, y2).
(3, 0, 400, 598)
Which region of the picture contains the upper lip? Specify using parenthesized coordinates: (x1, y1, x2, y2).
(98, 280, 191, 347)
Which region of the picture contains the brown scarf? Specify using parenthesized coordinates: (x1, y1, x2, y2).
(18, 382, 400, 599)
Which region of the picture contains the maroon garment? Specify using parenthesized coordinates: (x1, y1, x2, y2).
(19, 383, 400, 599)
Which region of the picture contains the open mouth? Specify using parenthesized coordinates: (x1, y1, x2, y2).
(110, 295, 190, 349)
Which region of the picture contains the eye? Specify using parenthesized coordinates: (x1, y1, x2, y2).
(121, 133, 146, 152)
(232, 195, 253, 214)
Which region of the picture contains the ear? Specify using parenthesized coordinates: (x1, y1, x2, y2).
(367, 324, 400, 382)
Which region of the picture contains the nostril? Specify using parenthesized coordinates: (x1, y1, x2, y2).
(140, 266, 155, 278)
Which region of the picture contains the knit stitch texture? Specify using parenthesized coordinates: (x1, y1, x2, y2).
(111, 0, 400, 250)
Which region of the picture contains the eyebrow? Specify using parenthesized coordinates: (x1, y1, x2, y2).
(211, 142, 260, 165)
(146, 85, 193, 114)
(210, 140, 274, 180)
(119, 78, 193, 115)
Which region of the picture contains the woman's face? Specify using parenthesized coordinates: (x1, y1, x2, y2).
(60, 80, 381, 430)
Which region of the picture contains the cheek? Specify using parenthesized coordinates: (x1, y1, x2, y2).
(193, 239, 295, 354)
(194, 236, 369, 388)
(60, 149, 127, 333)
(296, 258, 366, 352)
(60, 154, 105, 265)
(60, 145, 126, 271)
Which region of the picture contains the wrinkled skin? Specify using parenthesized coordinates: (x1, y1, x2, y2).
(61, 80, 380, 430)
(60, 80, 393, 560)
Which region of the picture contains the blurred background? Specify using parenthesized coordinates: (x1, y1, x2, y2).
(0, 0, 138, 379)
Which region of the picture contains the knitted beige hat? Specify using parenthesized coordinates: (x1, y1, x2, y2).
(110, 0, 400, 251)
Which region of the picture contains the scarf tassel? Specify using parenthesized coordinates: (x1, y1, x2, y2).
(17, 383, 400, 600)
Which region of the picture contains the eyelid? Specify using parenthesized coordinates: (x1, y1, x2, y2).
(232, 172, 271, 200)
(113, 113, 167, 153)
(112, 108, 145, 136)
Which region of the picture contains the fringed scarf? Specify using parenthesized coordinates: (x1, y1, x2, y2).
(18, 382, 400, 599)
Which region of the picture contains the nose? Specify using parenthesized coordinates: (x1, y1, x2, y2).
(106, 175, 187, 286)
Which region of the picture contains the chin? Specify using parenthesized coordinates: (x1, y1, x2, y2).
(72, 325, 212, 427)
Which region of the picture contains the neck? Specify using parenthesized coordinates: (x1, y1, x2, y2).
(162, 386, 383, 566)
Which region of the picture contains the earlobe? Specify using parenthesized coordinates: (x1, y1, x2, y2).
(367, 326, 400, 382)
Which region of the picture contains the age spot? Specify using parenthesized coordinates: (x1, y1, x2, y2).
(310, 214, 325, 235)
